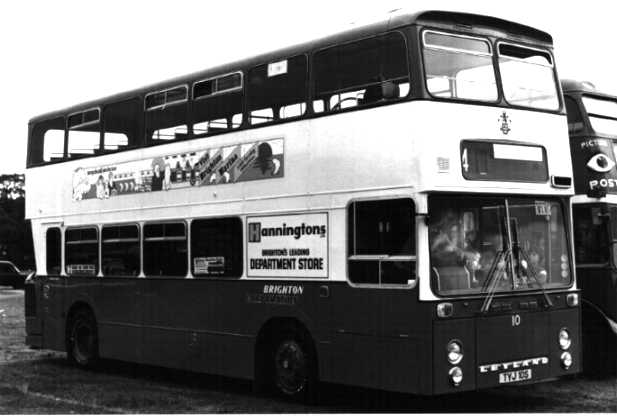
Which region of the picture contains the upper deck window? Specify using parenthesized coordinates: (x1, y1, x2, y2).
(145, 85, 189, 144)
(498, 43, 559, 110)
(582, 96, 617, 136)
(423, 31, 497, 102)
(29, 117, 65, 165)
(103, 98, 141, 153)
(248, 55, 307, 125)
(313, 32, 410, 113)
(194, 73, 242, 98)
(424, 31, 490, 54)
(193, 72, 243, 135)
(67, 108, 101, 159)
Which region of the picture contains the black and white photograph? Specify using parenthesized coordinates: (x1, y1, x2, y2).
(0, 0, 616, 413)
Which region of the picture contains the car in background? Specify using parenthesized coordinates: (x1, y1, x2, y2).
(0, 260, 29, 289)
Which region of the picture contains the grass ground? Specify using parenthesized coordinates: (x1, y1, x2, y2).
(1, 289, 615, 413)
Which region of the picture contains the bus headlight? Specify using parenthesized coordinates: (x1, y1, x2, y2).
(560, 351, 572, 369)
(447, 340, 463, 364)
(448, 366, 463, 386)
(559, 328, 571, 350)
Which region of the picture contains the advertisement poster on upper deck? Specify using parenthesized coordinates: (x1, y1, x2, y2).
(71, 138, 284, 202)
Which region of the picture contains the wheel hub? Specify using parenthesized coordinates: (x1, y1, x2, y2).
(275, 340, 307, 395)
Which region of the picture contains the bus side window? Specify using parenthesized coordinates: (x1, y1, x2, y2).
(46, 227, 61, 275)
(103, 98, 142, 152)
(65, 227, 99, 277)
(143, 222, 187, 277)
(28, 117, 65, 166)
(102, 224, 140, 277)
(313, 32, 410, 113)
(191, 217, 242, 278)
(67, 109, 101, 159)
(193, 72, 243, 136)
(145, 86, 189, 144)
(248, 55, 308, 125)
(573, 206, 609, 264)
(348, 198, 416, 286)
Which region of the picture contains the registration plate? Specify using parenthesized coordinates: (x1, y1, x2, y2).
(498, 369, 532, 384)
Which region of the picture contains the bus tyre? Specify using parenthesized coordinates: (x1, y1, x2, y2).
(271, 330, 316, 402)
(67, 309, 99, 368)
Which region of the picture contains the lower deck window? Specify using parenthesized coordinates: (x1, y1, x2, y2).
(65, 227, 98, 276)
(573, 205, 609, 264)
(347, 198, 416, 286)
(46, 228, 61, 275)
(102, 225, 140, 276)
(191, 217, 242, 277)
(143, 222, 187, 277)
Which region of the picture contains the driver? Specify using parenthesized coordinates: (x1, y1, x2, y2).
(431, 213, 480, 269)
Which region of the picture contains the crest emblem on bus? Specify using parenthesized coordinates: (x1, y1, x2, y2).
(499, 111, 511, 135)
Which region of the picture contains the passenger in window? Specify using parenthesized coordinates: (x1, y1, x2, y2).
(525, 236, 548, 284)
(361, 83, 384, 104)
(361, 79, 400, 105)
(475, 232, 507, 288)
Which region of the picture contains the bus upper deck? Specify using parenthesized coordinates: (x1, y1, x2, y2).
(26, 10, 573, 219)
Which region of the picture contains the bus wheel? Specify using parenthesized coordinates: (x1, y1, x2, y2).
(67, 309, 99, 368)
(272, 331, 316, 401)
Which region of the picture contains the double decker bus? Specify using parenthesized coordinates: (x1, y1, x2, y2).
(25, 10, 580, 398)
(562, 79, 617, 373)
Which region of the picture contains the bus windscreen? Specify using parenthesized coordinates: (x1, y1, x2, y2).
(498, 43, 559, 110)
(429, 195, 571, 296)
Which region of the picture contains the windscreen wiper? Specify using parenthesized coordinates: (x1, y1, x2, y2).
(480, 249, 509, 313)
(482, 202, 515, 313)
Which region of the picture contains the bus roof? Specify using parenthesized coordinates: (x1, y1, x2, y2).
(29, 10, 553, 125)
(561, 79, 599, 94)
(561, 79, 617, 101)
